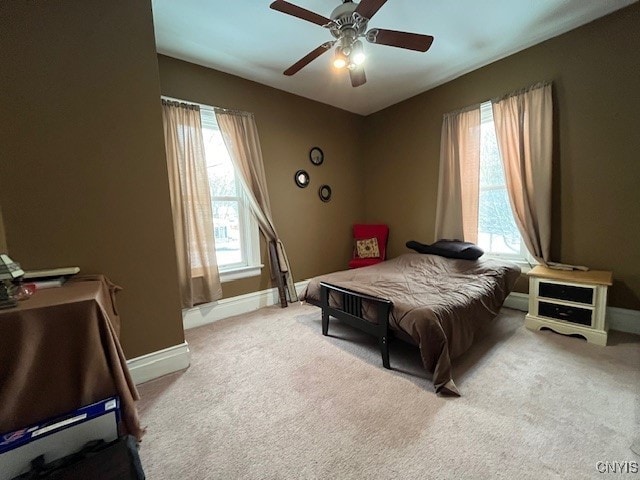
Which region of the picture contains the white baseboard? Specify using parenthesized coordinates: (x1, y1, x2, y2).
(504, 292, 529, 311)
(607, 306, 640, 335)
(127, 341, 190, 385)
(503, 292, 640, 335)
(182, 280, 310, 330)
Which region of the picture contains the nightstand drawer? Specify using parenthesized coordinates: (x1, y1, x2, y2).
(539, 281, 594, 304)
(538, 301, 593, 326)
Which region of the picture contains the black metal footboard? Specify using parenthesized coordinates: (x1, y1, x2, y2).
(319, 282, 393, 369)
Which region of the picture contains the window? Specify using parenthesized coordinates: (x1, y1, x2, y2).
(477, 102, 530, 262)
(200, 107, 261, 281)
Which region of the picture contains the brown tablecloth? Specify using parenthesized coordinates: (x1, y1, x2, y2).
(0, 275, 144, 440)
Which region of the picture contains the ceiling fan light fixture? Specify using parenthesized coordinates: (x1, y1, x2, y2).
(351, 40, 365, 65)
(333, 47, 348, 69)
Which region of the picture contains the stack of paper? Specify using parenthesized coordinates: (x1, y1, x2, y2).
(23, 267, 80, 289)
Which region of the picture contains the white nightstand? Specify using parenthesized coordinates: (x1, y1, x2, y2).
(525, 266, 613, 346)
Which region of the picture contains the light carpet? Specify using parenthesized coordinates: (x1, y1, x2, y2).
(137, 303, 640, 479)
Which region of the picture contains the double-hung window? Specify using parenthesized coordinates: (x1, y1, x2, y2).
(199, 106, 262, 281)
(477, 102, 531, 264)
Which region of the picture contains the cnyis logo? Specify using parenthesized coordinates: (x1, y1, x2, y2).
(596, 461, 639, 474)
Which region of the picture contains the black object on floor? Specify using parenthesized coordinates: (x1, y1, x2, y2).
(11, 435, 145, 480)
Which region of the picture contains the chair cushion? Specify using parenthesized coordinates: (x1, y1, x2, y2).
(406, 239, 484, 260)
(355, 237, 380, 259)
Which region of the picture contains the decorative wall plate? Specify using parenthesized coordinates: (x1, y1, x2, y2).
(309, 147, 324, 166)
(319, 184, 332, 202)
(295, 169, 310, 188)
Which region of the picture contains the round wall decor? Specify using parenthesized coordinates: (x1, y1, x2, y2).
(318, 184, 332, 202)
(309, 147, 324, 166)
(294, 169, 310, 188)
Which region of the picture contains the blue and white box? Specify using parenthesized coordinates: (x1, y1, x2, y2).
(0, 397, 120, 480)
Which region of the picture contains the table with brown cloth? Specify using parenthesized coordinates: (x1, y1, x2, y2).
(0, 275, 144, 440)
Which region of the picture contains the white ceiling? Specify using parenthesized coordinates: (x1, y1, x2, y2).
(152, 0, 636, 116)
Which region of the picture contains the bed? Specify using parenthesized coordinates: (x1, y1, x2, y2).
(300, 252, 521, 396)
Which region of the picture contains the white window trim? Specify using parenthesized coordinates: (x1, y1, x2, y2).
(218, 202, 263, 282)
(220, 264, 264, 282)
(484, 252, 537, 273)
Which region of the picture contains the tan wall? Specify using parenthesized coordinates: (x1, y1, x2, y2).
(0, 205, 7, 253)
(158, 55, 366, 298)
(0, 0, 184, 358)
(362, 4, 640, 309)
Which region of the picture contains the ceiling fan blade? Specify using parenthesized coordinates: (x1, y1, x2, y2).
(366, 28, 434, 52)
(349, 66, 367, 87)
(284, 42, 335, 76)
(355, 0, 388, 20)
(270, 0, 332, 27)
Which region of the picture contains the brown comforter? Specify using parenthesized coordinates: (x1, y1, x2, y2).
(301, 253, 520, 395)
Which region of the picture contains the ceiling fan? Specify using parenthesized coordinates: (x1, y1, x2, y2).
(269, 0, 434, 87)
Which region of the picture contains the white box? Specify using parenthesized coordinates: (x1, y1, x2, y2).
(0, 397, 120, 480)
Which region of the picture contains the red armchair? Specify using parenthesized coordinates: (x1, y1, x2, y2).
(348, 224, 389, 269)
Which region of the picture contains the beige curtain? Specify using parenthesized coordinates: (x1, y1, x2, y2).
(215, 109, 298, 304)
(434, 105, 481, 243)
(492, 82, 552, 264)
(162, 99, 222, 308)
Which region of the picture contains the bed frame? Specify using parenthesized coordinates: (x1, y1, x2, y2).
(313, 282, 398, 368)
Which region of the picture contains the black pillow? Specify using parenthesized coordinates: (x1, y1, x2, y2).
(406, 239, 484, 260)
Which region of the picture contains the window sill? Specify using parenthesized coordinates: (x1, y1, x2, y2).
(484, 254, 536, 274)
(513, 260, 534, 274)
(219, 264, 264, 283)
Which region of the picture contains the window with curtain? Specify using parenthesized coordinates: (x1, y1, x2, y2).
(478, 102, 528, 260)
(199, 106, 261, 281)
(436, 82, 551, 267)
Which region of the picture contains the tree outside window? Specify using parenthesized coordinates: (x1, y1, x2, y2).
(477, 103, 527, 258)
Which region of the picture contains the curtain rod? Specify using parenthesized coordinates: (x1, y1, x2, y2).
(160, 95, 253, 117)
(161, 97, 199, 111)
(443, 102, 481, 119)
(443, 80, 552, 117)
(214, 106, 254, 118)
(491, 81, 552, 103)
